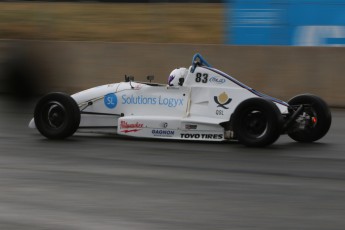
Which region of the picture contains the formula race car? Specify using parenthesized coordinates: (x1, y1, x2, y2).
(29, 54, 332, 147)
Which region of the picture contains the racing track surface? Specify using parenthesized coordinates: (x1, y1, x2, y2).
(1, 96, 345, 230)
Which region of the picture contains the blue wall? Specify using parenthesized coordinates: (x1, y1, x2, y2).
(227, 0, 345, 46)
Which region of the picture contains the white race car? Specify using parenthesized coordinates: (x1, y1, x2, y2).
(29, 54, 332, 147)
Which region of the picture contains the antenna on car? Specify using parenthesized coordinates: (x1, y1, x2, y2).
(124, 75, 135, 89)
(147, 75, 154, 83)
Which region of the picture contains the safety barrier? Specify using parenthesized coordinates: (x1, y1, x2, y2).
(1, 40, 344, 107)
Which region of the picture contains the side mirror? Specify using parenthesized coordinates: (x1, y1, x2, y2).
(147, 75, 154, 83)
(125, 75, 134, 82)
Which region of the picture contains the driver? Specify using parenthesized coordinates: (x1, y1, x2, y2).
(167, 67, 188, 86)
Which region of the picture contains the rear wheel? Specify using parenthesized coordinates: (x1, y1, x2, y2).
(288, 94, 331, 142)
(34, 92, 80, 139)
(232, 98, 283, 147)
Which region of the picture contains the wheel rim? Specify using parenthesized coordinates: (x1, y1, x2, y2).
(243, 110, 268, 138)
(42, 101, 66, 129)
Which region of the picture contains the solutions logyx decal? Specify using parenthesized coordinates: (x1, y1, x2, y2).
(121, 95, 184, 108)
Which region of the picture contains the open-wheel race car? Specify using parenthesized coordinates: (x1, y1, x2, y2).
(29, 53, 332, 147)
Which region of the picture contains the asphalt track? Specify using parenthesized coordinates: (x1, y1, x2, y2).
(0, 96, 345, 230)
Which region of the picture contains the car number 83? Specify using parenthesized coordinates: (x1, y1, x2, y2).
(195, 73, 208, 83)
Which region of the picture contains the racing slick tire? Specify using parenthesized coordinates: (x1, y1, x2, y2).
(287, 94, 331, 143)
(232, 98, 283, 147)
(34, 92, 80, 139)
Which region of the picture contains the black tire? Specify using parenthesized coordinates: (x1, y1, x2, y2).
(34, 92, 80, 139)
(288, 94, 331, 142)
(232, 98, 283, 147)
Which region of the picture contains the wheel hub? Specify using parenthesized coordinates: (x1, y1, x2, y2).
(47, 102, 66, 128)
(245, 111, 268, 138)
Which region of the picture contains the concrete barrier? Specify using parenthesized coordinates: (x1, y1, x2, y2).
(1, 40, 344, 107)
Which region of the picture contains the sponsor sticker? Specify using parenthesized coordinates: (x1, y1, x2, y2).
(121, 94, 184, 108)
(214, 92, 232, 109)
(152, 129, 175, 137)
(104, 93, 118, 109)
(180, 133, 223, 140)
(216, 110, 224, 116)
(209, 77, 226, 84)
(185, 124, 197, 130)
(120, 121, 144, 133)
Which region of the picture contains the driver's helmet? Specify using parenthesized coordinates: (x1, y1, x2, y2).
(168, 67, 188, 86)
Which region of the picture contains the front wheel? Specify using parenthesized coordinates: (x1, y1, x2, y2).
(232, 98, 283, 147)
(34, 92, 80, 139)
(287, 94, 331, 142)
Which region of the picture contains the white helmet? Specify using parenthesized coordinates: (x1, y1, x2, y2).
(168, 67, 188, 86)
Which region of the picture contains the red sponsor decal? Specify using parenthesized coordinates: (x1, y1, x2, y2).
(121, 129, 141, 133)
(120, 121, 144, 129)
(120, 121, 144, 133)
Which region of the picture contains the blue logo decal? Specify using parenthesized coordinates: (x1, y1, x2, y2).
(209, 77, 226, 84)
(121, 94, 184, 108)
(104, 93, 117, 109)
